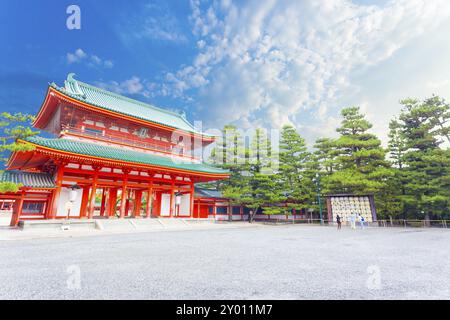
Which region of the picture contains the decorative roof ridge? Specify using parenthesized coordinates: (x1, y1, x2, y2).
(64, 73, 191, 125)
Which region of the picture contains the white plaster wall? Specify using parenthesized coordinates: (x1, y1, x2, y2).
(160, 193, 171, 216)
(215, 215, 228, 221)
(56, 188, 83, 218)
(160, 193, 191, 216)
(179, 194, 191, 216)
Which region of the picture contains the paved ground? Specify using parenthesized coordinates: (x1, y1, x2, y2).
(0, 224, 449, 300)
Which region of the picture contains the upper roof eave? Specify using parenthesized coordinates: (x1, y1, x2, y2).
(44, 74, 215, 139)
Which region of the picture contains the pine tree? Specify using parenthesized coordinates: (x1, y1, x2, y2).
(396, 97, 449, 219)
(325, 107, 392, 204)
(209, 125, 250, 220)
(313, 138, 339, 176)
(278, 125, 314, 213)
(0, 112, 38, 192)
(249, 128, 274, 174)
(423, 96, 450, 144)
(388, 119, 408, 170)
(384, 118, 409, 218)
(247, 128, 285, 218)
(214, 126, 285, 221)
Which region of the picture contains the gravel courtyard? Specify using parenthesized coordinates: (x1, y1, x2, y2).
(1, 224, 449, 300)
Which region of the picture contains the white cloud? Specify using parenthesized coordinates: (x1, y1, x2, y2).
(96, 76, 157, 98)
(66, 48, 114, 69)
(162, 0, 450, 144)
(118, 3, 187, 44)
(66, 48, 86, 64)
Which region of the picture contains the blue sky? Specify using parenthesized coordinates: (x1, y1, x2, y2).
(1, 0, 450, 145)
(0, 0, 196, 114)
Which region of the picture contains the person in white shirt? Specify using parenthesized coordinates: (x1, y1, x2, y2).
(349, 213, 356, 229)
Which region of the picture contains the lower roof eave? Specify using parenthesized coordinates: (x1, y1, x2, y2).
(14, 139, 230, 180)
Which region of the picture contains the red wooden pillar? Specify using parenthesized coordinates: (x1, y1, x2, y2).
(125, 189, 131, 217)
(10, 191, 25, 227)
(49, 165, 65, 219)
(169, 182, 175, 218)
(87, 170, 99, 219)
(133, 190, 142, 218)
(197, 200, 200, 218)
(108, 188, 118, 218)
(153, 191, 162, 217)
(119, 174, 129, 219)
(99, 188, 107, 216)
(190, 183, 194, 218)
(79, 186, 90, 219)
(146, 183, 153, 218)
(44, 191, 54, 219)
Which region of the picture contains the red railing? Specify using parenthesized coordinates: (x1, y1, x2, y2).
(62, 126, 198, 160)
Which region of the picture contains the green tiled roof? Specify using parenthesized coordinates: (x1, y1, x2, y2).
(195, 187, 224, 198)
(51, 73, 211, 136)
(26, 136, 228, 175)
(0, 170, 55, 188)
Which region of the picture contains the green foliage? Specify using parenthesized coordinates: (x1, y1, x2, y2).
(389, 96, 450, 219)
(388, 97, 450, 219)
(313, 138, 338, 176)
(212, 97, 448, 221)
(325, 107, 392, 202)
(388, 119, 408, 169)
(249, 172, 286, 215)
(0, 178, 22, 193)
(0, 112, 38, 156)
(278, 124, 315, 210)
(211, 126, 286, 219)
(0, 112, 38, 193)
(210, 125, 252, 205)
(212, 124, 318, 218)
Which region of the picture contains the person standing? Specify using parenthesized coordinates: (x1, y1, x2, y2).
(336, 214, 342, 230)
(248, 210, 253, 223)
(350, 212, 356, 230)
(359, 214, 365, 230)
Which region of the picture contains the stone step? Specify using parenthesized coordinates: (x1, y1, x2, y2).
(18, 219, 96, 231)
(17, 218, 220, 232)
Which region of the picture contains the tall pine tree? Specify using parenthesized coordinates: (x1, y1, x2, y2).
(383, 119, 409, 218)
(396, 97, 449, 219)
(325, 107, 392, 206)
(278, 125, 314, 213)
